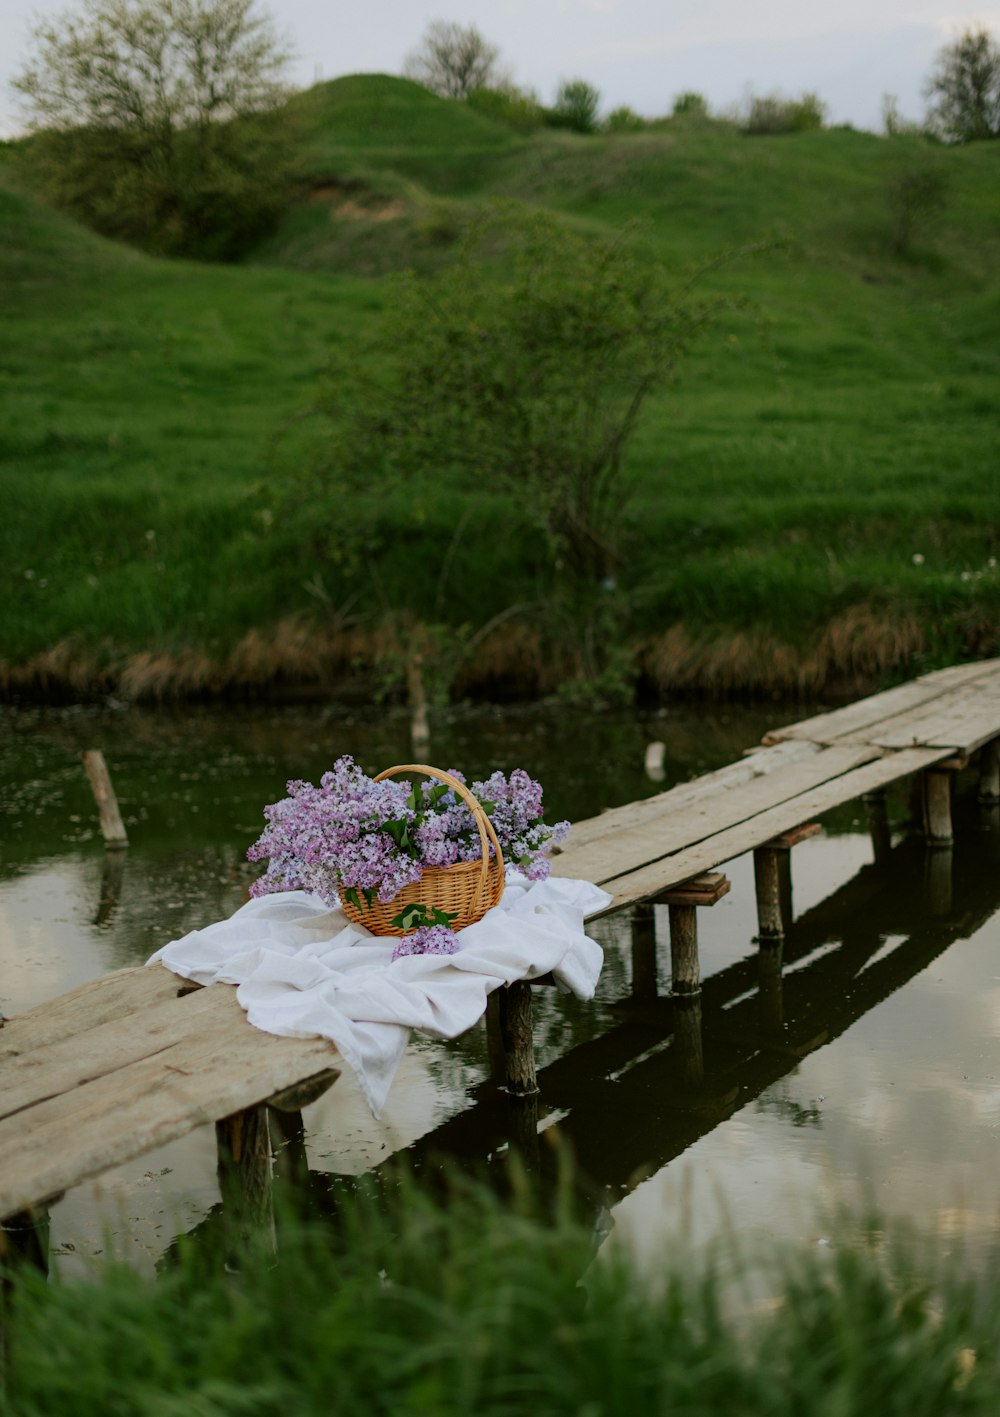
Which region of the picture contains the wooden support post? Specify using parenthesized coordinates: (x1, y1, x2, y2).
(215, 1105, 275, 1266)
(922, 770, 953, 846)
(863, 789, 892, 866)
(495, 981, 538, 1096)
(0, 1208, 49, 1285)
(978, 740, 1000, 805)
(265, 1068, 339, 1187)
(667, 904, 700, 996)
(1, 1206, 50, 1382)
(754, 824, 821, 941)
(81, 750, 128, 847)
(660, 873, 730, 1000)
(630, 901, 658, 1002)
(407, 652, 430, 754)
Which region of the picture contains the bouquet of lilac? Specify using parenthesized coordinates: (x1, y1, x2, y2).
(247, 757, 570, 953)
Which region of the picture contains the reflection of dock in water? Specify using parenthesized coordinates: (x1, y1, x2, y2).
(393, 800, 1000, 1204)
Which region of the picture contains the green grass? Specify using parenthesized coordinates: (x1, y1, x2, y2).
(3, 1177, 999, 1415)
(3, 77, 999, 698)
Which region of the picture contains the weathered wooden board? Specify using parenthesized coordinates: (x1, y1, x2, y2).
(592, 746, 951, 917)
(554, 744, 881, 886)
(558, 739, 819, 852)
(1, 965, 183, 1060)
(857, 679, 1000, 754)
(762, 660, 1000, 747)
(0, 983, 340, 1218)
(3, 984, 236, 1121)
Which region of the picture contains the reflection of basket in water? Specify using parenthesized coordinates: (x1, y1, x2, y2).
(339, 763, 505, 938)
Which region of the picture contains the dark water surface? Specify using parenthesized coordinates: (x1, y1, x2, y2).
(3, 701, 999, 1277)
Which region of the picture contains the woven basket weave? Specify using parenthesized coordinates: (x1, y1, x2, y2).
(339, 763, 505, 937)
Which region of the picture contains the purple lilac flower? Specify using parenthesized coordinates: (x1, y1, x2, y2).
(391, 925, 461, 962)
(247, 757, 569, 905)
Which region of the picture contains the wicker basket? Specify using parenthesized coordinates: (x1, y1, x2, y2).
(339, 764, 505, 937)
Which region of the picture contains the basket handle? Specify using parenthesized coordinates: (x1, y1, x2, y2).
(373, 764, 504, 906)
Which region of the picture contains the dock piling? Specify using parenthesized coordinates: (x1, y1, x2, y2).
(81, 749, 129, 848)
(629, 901, 658, 1002)
(215, 1105, 276, 1266)
(753, 824, 821, 942)
(494, 981, 539, 1096)
(978, 740, 1000, 805)
(922, 770, 954, 846)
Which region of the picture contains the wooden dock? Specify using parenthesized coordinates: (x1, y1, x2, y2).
(3, 657, 1000, 1265)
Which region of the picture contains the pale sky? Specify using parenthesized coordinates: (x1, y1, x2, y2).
(2, 0, 999, 137)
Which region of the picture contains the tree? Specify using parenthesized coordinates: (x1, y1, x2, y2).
(402, 20, 504, 99)
(310, 211, 716, 585)
(924, 27, 1000, 142)
(549, 78, 601, 134)
(12, 0, 295, 258)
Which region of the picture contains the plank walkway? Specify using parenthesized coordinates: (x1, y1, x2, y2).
(3, 657, 1000, 1235)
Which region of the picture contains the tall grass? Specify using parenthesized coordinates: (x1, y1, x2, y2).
(2, 1173, 998, 1415)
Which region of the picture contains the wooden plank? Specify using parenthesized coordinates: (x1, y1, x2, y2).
(765, 822, 823, 849)
(762, 681, 952, 746)
(2, 986, 242, 1122)
(555, 739, 819, 852)
(554, 744, 881, 887)
(917, 658, 1000, 689)
(762, 661, 1000, 747)
(1, 965, 185, 1061)
(591, 746, 952, 917)
(860, 679, 1000, 754)
(660, 873, 731, 907)
(0, 986, 339, 1218)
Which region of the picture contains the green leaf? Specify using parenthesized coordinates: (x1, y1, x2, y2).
(343, 887, 361, 911)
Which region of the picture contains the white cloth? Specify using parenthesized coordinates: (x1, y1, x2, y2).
(148, 872, 609, 1117)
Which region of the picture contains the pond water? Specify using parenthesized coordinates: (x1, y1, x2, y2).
(3, 701, 999, 1278)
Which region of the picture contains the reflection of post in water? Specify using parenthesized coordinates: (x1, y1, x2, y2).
(925, 844, 953, 917)
(94, 846, 126, 927)
(757, 938, 785, 1039)
(630, 901, 658, 1004)
(661, 873, 730, 1092)
(504, 1092, 541, 1172)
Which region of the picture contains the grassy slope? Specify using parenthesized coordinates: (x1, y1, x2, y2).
(2, 79, 998, 697)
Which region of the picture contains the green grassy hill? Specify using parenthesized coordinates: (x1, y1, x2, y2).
(3, 76, 998, 702)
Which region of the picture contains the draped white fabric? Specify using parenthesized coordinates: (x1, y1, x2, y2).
(148, 872, 609, 1116)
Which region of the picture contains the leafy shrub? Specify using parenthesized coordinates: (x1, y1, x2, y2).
(744, 91, 826, 135)
(604, 105, 646, 133)
(547, 78, 602, 134)
(467, 83, 545, 132)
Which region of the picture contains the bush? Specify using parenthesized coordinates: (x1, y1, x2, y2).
(466, 83, 545, 133)
(673, 91, 710, 118)
(744, 91, 826, 135)
(886, 160, 949, 255)
(604, 105, 646, 133)
(547, 78, 602, 134)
